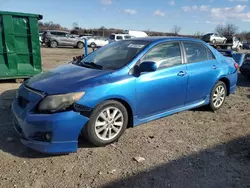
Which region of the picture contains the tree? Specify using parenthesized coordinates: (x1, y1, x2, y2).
(171, 25, 181, 36)
(72, 22, 79, 29)
(99, 26, 106, 37)
(215, 23, 238, 36)
(193, 31, 204, 38)
(38, 21, 68, 31)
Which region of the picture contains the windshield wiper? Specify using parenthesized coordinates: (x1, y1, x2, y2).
(81, 62, 104, 70)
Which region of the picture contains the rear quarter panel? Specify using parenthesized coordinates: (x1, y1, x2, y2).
(206, 44, 238, 94)
(217, 54, 238, 93)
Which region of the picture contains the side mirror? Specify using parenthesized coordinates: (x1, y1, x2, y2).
(139, 61, 157, 73)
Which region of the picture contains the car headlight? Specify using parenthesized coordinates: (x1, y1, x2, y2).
(38, 92, 85, 113)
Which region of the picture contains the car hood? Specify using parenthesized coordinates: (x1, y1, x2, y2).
(25, 64, 112, 94)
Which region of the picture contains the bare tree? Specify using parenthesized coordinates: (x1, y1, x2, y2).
(171, 25, 181, 36)
(39, 21, 68, 31)
(193, 31, 204, 38)
(215, 23, 238, 36)
(72, 22, 79, 29)
(99, 26, 106, 37)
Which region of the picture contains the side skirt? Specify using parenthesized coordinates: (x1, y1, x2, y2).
(133, 96, 210, 127)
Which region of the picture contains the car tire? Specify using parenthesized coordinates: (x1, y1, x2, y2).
(50, 41, 58, 48)
(77, 42, 84, 49)
(90, 42, 97, 49)
(209, 81, 227, 111)
(84, 100, 128, 146)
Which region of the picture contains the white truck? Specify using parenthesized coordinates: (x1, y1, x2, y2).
(122, 30, 148, 38)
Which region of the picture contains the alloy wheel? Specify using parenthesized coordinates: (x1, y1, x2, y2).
(94, 107, 124, 141)
(212, 85, 226, 108)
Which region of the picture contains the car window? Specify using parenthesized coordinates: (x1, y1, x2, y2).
(116, 36, 123, 40)
(207, 48, 216, 59)
(50, 32, 57, 35)
(183, 42, 209, 63)
(244, 54, 250, 64)
(141, 42, 182, 69)
(58, 32, 67, 37)
(124, 35, 132, 39)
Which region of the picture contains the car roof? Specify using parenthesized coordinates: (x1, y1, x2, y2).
(111, 34, 131, 36)
(127, 36, 205, 43)
(45, 30, 69, 33)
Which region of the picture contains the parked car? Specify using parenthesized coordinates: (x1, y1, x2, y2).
(79, 36, 93, 40)
(12, 37, 238, 154)
(240, 53, 250, 78)
(39, 32, 43, 45)
(202, 33, 227, 44)
(243, 42, 250, 50)
(122, 30, 148, 37)
(42, 30, 84, 48)
(108, 33, 135, 42)
(87, 37, 109, 48)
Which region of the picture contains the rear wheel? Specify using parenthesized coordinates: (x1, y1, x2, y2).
(50, 41, 58, 48)
(209, 81, 227, 111)
(90, 42, 97, 49)
(84, 100, 128, 146)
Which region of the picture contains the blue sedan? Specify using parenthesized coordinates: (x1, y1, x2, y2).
(12, 37, 238, 154)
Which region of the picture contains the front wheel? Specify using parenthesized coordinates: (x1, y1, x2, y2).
(77, 42, 84, 49)
(84, 100, 128, 146)
(209, 81, 227, 111)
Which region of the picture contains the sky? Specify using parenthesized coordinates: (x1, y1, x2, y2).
(0, 0, 250, 35)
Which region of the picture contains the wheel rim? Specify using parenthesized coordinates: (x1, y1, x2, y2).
(212, 85, 226, 108)
(51, 41, 56, 47)
(95, 107, 124, 141)
(78, 43, 83, 48)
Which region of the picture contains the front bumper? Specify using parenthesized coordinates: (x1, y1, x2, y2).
(12, 99, 89, 154)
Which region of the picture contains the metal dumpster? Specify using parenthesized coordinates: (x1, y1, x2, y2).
(0, 11, 43, 81)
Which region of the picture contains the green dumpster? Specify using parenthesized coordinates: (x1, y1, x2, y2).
(0, 11, 43, 81)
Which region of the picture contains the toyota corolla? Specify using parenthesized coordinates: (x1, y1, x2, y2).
(12, 37, 238, 154)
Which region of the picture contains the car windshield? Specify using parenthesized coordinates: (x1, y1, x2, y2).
(80, 40, 150, 70)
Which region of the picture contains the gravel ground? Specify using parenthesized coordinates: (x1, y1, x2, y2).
(0, 47, 250, 188)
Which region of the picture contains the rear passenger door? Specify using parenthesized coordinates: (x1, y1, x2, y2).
(56, 32, 68, 46)
(65, 34, 78, 46)
(182, 42, 220, 105)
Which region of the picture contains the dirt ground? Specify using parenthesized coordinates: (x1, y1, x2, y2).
(0, 47, 250, 188)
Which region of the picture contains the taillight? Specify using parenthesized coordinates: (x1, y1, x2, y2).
(234, 63, 239, 69)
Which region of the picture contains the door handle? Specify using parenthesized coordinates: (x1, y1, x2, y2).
(177, 71, 186, 77)
(212, 65, 217, 69)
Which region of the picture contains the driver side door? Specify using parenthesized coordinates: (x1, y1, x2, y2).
(135, 42, 188, 119)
